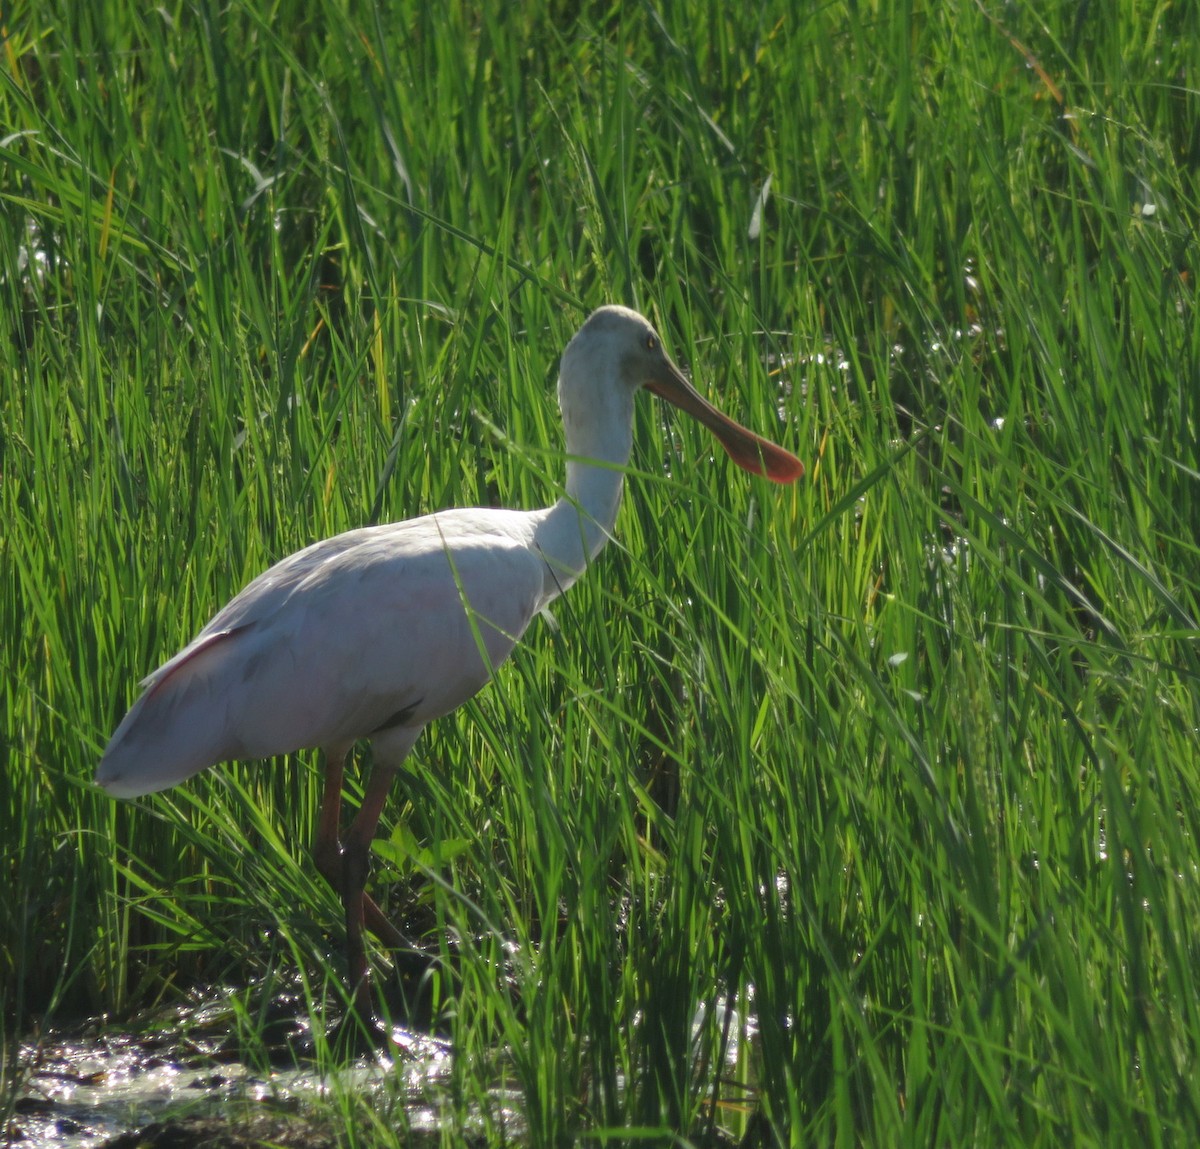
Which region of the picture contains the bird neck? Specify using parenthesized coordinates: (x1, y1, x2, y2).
(533, 443, 630, 604)
(531, 348, 638, 604)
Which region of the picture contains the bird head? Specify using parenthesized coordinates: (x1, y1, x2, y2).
(560, 306, 803, 483)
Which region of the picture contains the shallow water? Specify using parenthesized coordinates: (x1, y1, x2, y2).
(9, 983, 756, 1145)
(8, 1005, 453, 1147)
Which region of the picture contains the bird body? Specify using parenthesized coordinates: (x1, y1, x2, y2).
(95, 305, 803, 1014)
(99, 509, 555, 797)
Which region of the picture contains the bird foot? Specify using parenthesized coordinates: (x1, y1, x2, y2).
(325, 994, 391, 1057)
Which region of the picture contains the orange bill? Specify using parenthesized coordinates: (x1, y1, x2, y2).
(646, 360, 804, 483)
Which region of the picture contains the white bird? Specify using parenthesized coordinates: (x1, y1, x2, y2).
(96, 305, 803, 1016)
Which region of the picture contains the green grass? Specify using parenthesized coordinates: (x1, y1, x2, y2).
(3, 0, 1200, 1144)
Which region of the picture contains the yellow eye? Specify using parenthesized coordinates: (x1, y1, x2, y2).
(646, 335, 657, 351)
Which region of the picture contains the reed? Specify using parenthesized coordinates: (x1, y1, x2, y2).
(3, 1, 1198, 1143)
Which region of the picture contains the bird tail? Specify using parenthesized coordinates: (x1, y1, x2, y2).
(95, 630, 241, 798)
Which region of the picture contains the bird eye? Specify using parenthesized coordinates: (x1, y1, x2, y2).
(646, 335, 657, 351)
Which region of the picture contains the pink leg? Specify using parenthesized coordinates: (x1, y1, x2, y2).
(312, 748, 406, 1009)
(312, 746, 349, 888)
(341, 760, 402, 1016)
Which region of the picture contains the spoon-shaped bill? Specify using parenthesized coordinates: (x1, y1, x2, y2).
(646, 361, 804, 483)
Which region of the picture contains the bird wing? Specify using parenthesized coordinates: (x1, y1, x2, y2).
(97, 510, 547, 796)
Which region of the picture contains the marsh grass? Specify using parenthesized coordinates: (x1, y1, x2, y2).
(3, 1, 1199, 1144)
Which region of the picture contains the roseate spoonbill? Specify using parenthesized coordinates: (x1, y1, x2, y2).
(96, 305, 803, 1015)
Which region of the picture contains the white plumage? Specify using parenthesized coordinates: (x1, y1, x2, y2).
(99, 512, 548, 796)
(96, 305, 803, 1014)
